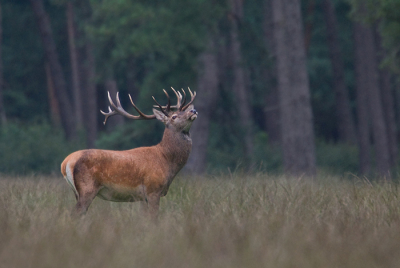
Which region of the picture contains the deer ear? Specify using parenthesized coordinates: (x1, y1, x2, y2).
(153, 108, 168, 123)
(185, 104, 194, 111)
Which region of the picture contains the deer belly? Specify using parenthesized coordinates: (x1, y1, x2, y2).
(97, 185, 146, 202)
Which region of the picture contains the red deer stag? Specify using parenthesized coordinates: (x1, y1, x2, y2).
(61, 88, 197, 217)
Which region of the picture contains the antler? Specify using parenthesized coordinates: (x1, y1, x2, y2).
(100, 91, 156, 125)
(101, 88, 195, 125)
(154, 87, 182, 110)
(180, 87, 196, 111)
(153, 87, 196, 111)
(171, 87, 182, 109)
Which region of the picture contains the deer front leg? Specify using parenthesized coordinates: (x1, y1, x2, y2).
(141, 192, 161, 221)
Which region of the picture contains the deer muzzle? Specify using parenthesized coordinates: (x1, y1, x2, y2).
(189, 109, 198, 121)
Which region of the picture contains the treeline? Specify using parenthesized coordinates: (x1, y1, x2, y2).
(0, 0, 399, 177)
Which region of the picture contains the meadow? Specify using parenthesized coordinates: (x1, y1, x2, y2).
(0, 173, 400, 268)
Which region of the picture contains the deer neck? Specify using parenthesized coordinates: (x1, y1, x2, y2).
(158, 127, 192, 173)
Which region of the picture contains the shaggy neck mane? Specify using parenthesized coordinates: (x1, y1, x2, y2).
(158, 127, 192, 171)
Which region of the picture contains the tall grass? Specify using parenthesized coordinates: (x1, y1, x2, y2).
(1, 174, 400, 267)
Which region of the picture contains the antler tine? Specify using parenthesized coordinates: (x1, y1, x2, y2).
(179, 89, 187, 111)
(99, 91, 120, 125)
(100, 91, 155, 125)
(181, 87, 197, 111)
(171, 87, 182, 109)
(163, 89, 171, 112)
(153, 87, 183, 110)
(152, 96, 169, 116)
(128, 94, 156, 119)
(114, 92, 156, 120)
(100, 105, 118, 125)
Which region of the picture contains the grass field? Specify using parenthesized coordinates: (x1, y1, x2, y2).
(0, 173, 400, 268)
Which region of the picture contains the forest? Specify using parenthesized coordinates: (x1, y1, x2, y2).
(1, 0, 400, 177)
(4, 1, 400, 266)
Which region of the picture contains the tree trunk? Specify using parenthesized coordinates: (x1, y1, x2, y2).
(375, 31, 397, 168)
(82, 41, 97, 148)
(322, 0, 357, 144)
(263, 0, 280, 144)
(304, 0, 316, 53)
(229, 0, 254, 168)
(66, 1, 83, 129)
(271, 0, 316, 176)
(185, 38, 219, 174)
(0, 2, 5, 125)
(362, 26, 390, 177)
(379, 69, 397, 168)
(353, 23, 371, 175)
(75, 0, 97, 148)
(353, 22, 391, 177)
(30, 0, 76, 140)
(45, 62, 61, 126)
(264, 88, 280, 144)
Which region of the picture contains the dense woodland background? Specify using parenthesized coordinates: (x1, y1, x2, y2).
(0, 0, 399, 177)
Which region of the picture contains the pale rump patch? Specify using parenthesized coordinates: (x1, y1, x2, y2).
(65, 162, 79, 198)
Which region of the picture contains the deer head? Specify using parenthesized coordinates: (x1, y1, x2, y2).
(152, 88, 197, 134)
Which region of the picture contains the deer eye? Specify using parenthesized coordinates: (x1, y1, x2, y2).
(172, 115, 177, 120)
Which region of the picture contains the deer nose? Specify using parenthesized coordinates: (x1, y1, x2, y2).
(191, 109, 197, 114)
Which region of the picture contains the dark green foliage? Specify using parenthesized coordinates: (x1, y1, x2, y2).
(95, 120, 163, 150)
(0, 122, 82, 174)
(252, 131, 283, 173)
(307, 0, 356, 141)
(2, 0, 72, 123)
(206, 128, 359, 175)
(1, 0, 398, 175)
(87, 0, 226, 89)
(241, 0, 272, 106)
(348, 0, 400, 71)
(316, 141, 359, 174)
(2, 1, 47, 121)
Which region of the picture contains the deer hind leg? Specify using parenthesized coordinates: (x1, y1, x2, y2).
(73, 189, 99, 216)
(72, 172, 101, 216)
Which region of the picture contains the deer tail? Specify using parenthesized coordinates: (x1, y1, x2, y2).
(61, 160, 79, 200)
